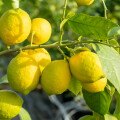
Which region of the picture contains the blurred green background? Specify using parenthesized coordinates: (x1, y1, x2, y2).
(0, 0, 120, 120)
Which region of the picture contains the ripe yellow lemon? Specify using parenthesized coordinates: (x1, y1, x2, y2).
(81, 77, 107, 93)
(0, 8, 31, 45)
(75, 0, 94, 6)
(27, 18, 52, 45)
(7, 54, 40, 95)
(69, 51, 105, 83)
(0, 90, 23, 119)
(41, 60, 71, 95)
(19, 47, 51, 72)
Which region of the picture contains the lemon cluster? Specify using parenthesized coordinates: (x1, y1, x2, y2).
(0, 4, 106, 120)
(0, 8, 51, 45)
(1, 8, 107, 96)
(0, 8, 52, 119)
(69, 51, 107, 93)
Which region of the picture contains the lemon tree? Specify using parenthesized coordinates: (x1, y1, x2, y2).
(0, 0, 120, 120)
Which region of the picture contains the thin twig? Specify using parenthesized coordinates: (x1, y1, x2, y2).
(59, 0, 68, 45)
(101, 0, 107, 19)
(0, 41, 119, 56)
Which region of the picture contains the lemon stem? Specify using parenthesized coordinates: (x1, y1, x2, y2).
(65, 46, 75, 55)
(30, 31, 35, 46)
(57, 46, 67, 59)
(59, 0, 68, 45)
(101, 0, 107, 19)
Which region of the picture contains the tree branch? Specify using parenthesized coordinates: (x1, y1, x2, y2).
(0, 40, 119, 56)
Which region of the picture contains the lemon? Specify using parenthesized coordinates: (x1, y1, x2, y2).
(69, 51, 105, 83)
(41, 60, 71, 95)
(27, 18, 52, 45)
(0, 8, 31, 45)
(81, 77, 107, 93)
(75, 0, 94, 6)
(0, 90, 23, 119)
(7, 54, 40, 95)
(19, 47, 51, 72)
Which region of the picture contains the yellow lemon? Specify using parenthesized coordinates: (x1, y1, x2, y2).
(18, 47, 51, 72)
(0, 90, 23, 119)
(27, 18, 52, 45)
(69, 51, 105, 83)
(41, 60, 71, 95)
(75, 0, 94, 6)
(81, 77, 107, 93)
(0, 8, 31, 45)
(7, 54, 40, 95)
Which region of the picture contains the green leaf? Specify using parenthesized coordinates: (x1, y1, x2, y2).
(0, 75, 8, 84)
(93, 44, 120, 93)
(19, 107, 31, 120)
(82, 88, 112, 115)
(108, 27, 120, 36)
(60, 12, 75, 30)
(114, 91, 120, 119)
(79, 115, 96, 120)
(108, 39, 119, 53)
(68, 76, 82, 95)
(104, 114, 118, 120)
(68, 13, 118, 40)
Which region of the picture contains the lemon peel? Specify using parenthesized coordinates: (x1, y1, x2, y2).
(41, 60, 71, 95)
(0, 8, 31, 45)
(7, 54, 40, 95)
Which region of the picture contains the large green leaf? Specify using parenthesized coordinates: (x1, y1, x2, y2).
(68, 76, 82, 95)
(82, 88, 112, 115)
(19, 107, 31, 120)
(108, 27, 120, 36)
(68, 13, 118, 40)
(79, 115, 96, 120)
(93, 44, 120, 93)
(0, 75, 8, 84)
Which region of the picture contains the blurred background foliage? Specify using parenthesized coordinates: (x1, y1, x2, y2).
(0, 0, 120, 119)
